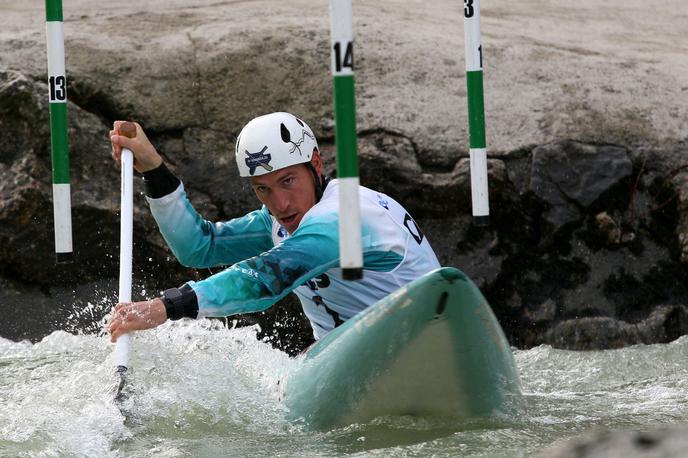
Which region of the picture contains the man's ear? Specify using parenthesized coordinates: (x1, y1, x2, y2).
(311, 149, 324, 175)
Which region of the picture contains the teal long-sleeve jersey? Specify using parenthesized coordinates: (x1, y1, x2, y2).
(148, 179, 440, 340)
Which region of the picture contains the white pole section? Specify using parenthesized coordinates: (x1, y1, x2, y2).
(329, 0, 363, 280)
(463, 0, 490, 226)
(114, 122, 136, 398)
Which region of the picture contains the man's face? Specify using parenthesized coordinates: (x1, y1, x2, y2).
(249, 154, 322, 234)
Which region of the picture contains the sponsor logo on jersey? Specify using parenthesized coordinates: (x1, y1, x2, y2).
(377, 194, 389, 210)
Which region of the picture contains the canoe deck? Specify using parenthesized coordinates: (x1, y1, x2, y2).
(282, 267, 522, 429)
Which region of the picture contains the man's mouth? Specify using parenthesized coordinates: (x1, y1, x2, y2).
(279, 213, 298, 226)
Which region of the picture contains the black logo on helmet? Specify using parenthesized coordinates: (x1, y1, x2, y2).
(245, 146, 273, 175)
(280, 121, 314, 156)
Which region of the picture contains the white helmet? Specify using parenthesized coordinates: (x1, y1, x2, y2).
(235, 112, 319, 177)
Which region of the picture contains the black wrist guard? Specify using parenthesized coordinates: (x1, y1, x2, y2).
(161, 284, 199, 320)
(142, 162, 181, 198)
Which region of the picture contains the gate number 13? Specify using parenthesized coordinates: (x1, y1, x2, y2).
(49, 75, 67, 102)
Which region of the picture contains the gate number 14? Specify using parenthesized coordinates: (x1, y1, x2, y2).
(334, 41, 354, 72)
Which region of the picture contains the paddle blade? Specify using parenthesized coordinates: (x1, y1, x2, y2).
(115, 365, 128, 402)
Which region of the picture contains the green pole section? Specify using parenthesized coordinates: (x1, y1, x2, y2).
(45, 0, 62, 21)
(49, 103, 70, 183)
(45, 0, 73, 262)
(333, 75, 359, 178)
(466, 71, 486, 149)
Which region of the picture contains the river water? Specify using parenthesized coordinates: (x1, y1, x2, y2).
(1, 318, 687, 457)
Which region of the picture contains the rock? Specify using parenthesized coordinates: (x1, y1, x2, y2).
(2, 0, 687, 153)
(529, 141, 633, 238)
(674, 173, 688, 264)
(595, 212, 622, 245)
(680, 233, 688, 264)
(527, 298, 558, 324)
(538, 426, 688, 458)
(544, 305, 688, 350)
(0, 70, 179, 287)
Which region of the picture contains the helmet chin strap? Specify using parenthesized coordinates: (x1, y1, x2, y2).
(304, 162, 329, 202)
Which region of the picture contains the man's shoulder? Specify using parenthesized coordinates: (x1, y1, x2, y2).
(321, 179, 397, 206)
(315, 180, 416, 226)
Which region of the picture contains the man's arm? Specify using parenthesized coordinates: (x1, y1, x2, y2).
(109, 121, 273, 268)
(144, 163, 274, 268)
(106, 220, 337, 342)
(188, 211, 341, 317)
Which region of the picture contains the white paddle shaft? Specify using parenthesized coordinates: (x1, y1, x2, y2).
(114, 147, 133, 368)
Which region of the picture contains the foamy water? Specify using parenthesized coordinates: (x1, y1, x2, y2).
(1, 318, 687, 457)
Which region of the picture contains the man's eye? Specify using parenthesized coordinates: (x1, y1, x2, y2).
(283, 177, 294, 186)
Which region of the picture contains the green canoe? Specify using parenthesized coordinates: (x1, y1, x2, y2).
(282, 267, 523, 429)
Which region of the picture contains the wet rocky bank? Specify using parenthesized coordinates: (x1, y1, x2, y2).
(2, 68, 687, 357)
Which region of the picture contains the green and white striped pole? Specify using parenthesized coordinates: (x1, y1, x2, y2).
(45, 0, 73, 261)
(329, 0, 363, 280)
(463, 0, 490, 226)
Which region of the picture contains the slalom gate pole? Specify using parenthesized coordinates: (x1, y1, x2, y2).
(329, 0, 363, 280)
(45, 0, 73, 261)
(463, 0, 490, 226)
(114, 122, 136, 401)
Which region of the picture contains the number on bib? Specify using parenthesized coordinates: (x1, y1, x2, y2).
(403, 213, 424, 245)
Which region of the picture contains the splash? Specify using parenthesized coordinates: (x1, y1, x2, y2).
(1, 327, 687, 457)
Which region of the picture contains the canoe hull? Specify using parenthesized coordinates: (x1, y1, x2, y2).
(283, 267, 522, 429)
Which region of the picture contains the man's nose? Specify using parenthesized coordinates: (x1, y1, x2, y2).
(272, 190, 290, 212)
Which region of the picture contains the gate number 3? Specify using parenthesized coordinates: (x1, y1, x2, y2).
(464, 0, 475, 18)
